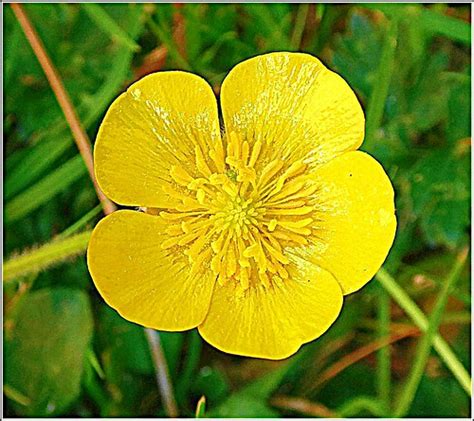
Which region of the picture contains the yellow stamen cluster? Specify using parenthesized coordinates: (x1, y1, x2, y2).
(158, 132, 319, 292)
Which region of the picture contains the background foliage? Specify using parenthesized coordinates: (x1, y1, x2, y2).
(3, 3, 471, 418)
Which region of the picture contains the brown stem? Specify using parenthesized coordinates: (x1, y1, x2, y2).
(313, 326, 420, 389)
(271, 395, 336, 418)
(11, 3, 116, 216)
(172, 4, 187, 60)
(12, 4, 179, 416)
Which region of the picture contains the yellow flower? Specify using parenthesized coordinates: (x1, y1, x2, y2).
(87, 52, 396, 360)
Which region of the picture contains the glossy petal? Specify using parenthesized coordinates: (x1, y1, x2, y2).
(87, 210, 215, 330)
(220, 52, 364, 171)
(94, 72, 222, 207)
(198, 263, 343, 359)
(305, 151, 397, 295)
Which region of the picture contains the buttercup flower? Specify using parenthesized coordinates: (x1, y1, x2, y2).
(87, 52, 396, 359)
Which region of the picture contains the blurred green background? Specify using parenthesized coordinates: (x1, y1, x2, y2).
(3, 3, 471, 418)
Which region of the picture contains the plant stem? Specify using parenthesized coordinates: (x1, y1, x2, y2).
(145, 328, 179, 417)
(3, 231, 91, 283)
(376, 266, 471, 396)
(363, 16, 398, 152)
(12, 6, 178, 417)
(394, 247, 469, 416)
(291, 4, 309, 50)
(376, 288, 391, 414)
(11, 3, 116, 215)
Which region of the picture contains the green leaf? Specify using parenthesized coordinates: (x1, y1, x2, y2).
(410, 148, 470, 248)
(192, 366, 230, 407)
(95, 307, 160, 417)
(209, 363, 290, 417)
(332, 12, 384, 100)
(4, 288, 93, 416)
(97, 305, 154, 376)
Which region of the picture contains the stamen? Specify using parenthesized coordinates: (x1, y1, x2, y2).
(159, 131, 317, 292)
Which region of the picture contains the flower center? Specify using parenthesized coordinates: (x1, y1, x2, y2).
(157, 131, 319, 293)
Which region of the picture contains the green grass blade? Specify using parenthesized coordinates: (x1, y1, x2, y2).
(337, 396, 386, 417)
(246, 4, 291, 50)
(86, 348, 105, 380)
(175, 330, 202, 404)
(311, 5, 339, 54)
(5, 154, 87, 225)
(363, 4, 470, 45)
(195, 396, 206, 418)
(146, 14, 191, 71)
(5, 5, 143, 200)
(290, 4, 309, 50)
(5, 136, 72, 200)
(363, 16, 398, 152)
(376, 267, 471, 396)
(3, 385, 31, 407)
(82, 4, 140, 52)
(57, 204, 102, 240)
(376, 288, 391, 415)
(3, 230, 91, 283)
(394, 248, 469, 416)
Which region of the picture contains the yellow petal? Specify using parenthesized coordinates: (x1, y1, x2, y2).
(94, 72, 222, 207)
(308, 151, 397, 295)
(198, 263, 343, 359)
(87, 210, 215, 331)
(220, 52, 364, 170)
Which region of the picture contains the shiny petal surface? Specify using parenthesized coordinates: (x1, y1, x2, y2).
(220, 52, 364, 171)
(94, 72, 222, 207)
(198, 262, 343, 359)
(87, 210, 215, 330)
(306, 151, 397, 295)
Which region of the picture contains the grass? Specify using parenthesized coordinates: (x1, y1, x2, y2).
(4, 3, 471, 418)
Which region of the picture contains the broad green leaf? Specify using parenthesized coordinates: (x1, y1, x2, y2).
(95, 306, 160, 417)
(410, 148, 470, 248)
(97, 306, 154, 375)
(192, 366, 230, 407)
(332, 12, 384, 100)
(4, 288, 93, 416)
